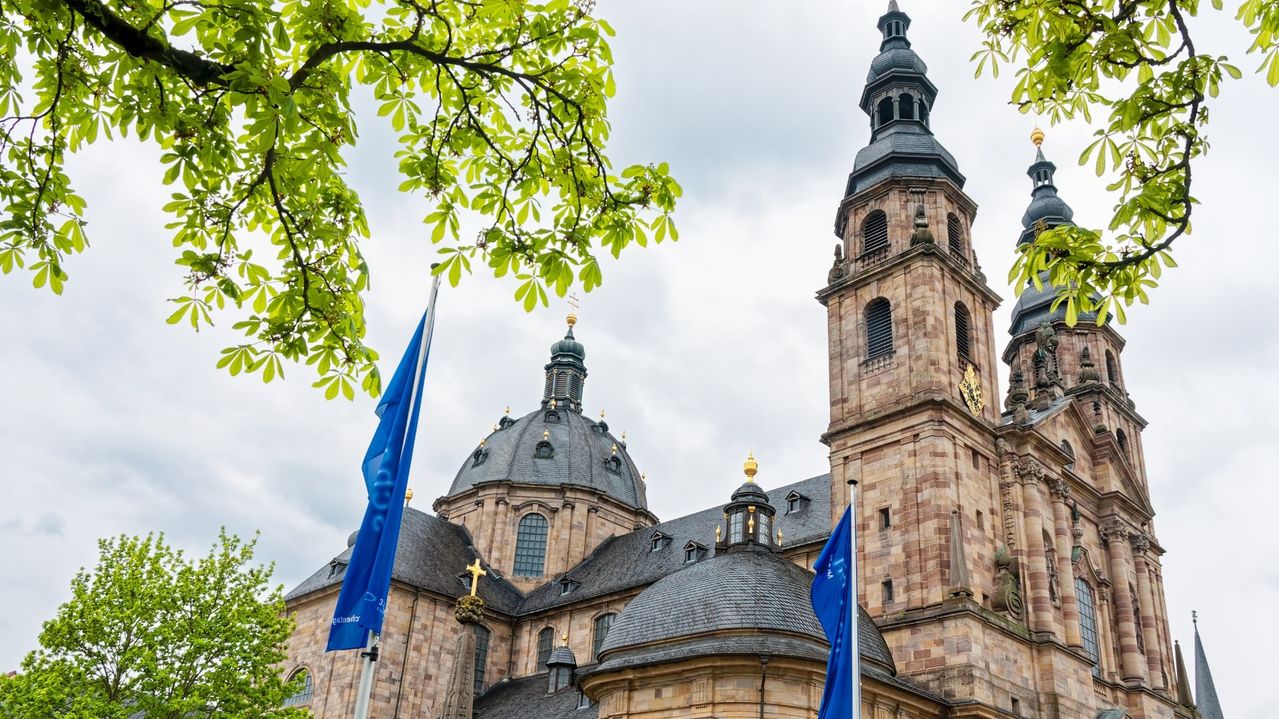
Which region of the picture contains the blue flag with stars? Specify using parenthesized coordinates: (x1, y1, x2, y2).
(327, 309, 433, 651)
(811, 506, 855, 719)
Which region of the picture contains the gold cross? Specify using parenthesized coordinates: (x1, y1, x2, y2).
(465, 559, 487, 597)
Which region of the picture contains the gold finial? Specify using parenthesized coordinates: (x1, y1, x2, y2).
(492, 423, 498, 432)
(610, 443, 618, 455)
(715, 525, 722, 542)
(550, 398, 557, 409)
(504, 406, 511, 416)
(1030, 127, 1045, 147)
(748, 516, 755, 533)
(404, 488, 414, 506)
(776, 528, 784, 545)
(465, 558, 487, 597)
(599, 409, 606, 419)
(543, 429, 550, 441)
(561, 631, 569, 644)
(620, 430, 627, 442)
(641, 472, 647, 483)
(743, 451, 758, 482)
(566, 312, 578, 327)
(479, 437, 486, 448)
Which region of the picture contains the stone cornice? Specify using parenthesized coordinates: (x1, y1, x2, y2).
(817, 242, 1002, 308)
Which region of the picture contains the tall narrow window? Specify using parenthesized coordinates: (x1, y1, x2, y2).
(283, 669, 313, 707)
(1116, 429, 1130, 459)
(1076, 578, 1101, 678)
(1106, 350, 1120, 385)
(898, 94, 916, 120)
(861, 210, 889, 255)
(513, 513, 549, 576)
(866, 298, 894, 359)
(947, 213, 964, 255)
(537, 627, 555, 671)
(954, 302, 972, 362)
(882, 579, 895, 603)
(592, 614, 615, 661)
(919, 100, 930, 126)
(878, 507, 892, 530)
(473, 625, 491, 695)
(1061, 439, 1076, 470)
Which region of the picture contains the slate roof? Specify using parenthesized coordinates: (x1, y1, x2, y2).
(474, 673, 594, 719)
(517, 474, 832, 614)
(597, 551, 827, 655)
(849, 127, 965, 196)
(284, 508, 523, 614)
(447, 407, 648, 510)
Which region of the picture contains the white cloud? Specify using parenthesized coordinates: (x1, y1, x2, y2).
(0, 1, 1272, 716)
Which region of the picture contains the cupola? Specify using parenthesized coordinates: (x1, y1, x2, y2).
(546, 635, 577, 694)
(543, 312, 587, 412)
(715, 453, 779, 553)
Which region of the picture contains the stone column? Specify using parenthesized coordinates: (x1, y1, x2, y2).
(1019, 462, 1055, 636)
(1102, 520, 1147, 684)
(1050, 479, 1082, 648)
(1132, 533, 1166, 690)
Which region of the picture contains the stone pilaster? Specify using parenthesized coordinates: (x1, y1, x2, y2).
(1017, 461, 1055, 636)
(1050, 479, 1082, 648)
(1131, 533, 1166, 690)
(1102, 520, 1146, 684)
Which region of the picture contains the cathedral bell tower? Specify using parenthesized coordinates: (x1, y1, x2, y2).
(819, 0, 1002, 523)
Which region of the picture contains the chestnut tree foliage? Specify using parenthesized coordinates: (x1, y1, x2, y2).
(0, 532, 305, 719)
(0, 0, 680, 398)
(968, 0, 1279, 325)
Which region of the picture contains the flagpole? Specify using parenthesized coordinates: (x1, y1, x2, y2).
(352, 268, 443, 719)
(849, 478, 861, 719)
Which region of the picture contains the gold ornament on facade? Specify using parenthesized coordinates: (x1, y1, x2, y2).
(543, 429, 550, 441)
(715, 525, 722, 542)
(776, 528, 783, 546)
(743, 452, 758, 482)
(465, 558, 487, 597)
(960, 363, 984, 416)
(404, 488, 414, 506)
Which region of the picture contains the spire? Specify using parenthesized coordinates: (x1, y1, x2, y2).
(1194, 614, 1225, 719)
(1019, 128, 1075, 245)
(839, 1, 964, 208)
(1174, 640, 1195, 707)
(543, 314, 587, 412)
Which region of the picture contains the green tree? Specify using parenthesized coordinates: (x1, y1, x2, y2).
(0, 531, 306, 719)
(967, 0, 1279, 324)
(0, 0, 680, 398)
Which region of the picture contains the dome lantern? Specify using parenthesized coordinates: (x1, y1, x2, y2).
(543, 314, 587, 412)
(716, 453, 778, 554)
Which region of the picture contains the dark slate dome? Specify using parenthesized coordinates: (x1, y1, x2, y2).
(1021, 192, 1075, 231)
(448, 407, 647, 510)
(1008, 276, 1100, 336)
(595, 550, 896, 675)
(547, 645, 577, 667)
(866, 46, 928, 83)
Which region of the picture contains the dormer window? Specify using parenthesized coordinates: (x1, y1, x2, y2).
(785, 491, 810, 514)
(472, 447, 489, 468)
(604, 454, 622, 474)
(559, 578, 580, 596)
(498, 415, 516, 430)
(650, 531, 671, 552)
(544, 410, 560, 424)
(534, 440, 554, 460)
(683, 541, 708, 564)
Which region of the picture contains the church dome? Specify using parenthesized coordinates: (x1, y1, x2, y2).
(1008, 276, 1099, 336)
(448, 407, 647, 510)
(866, 46, 928, 83)
(595, 550, 896, 674)
(1020, 191, 1074, 230)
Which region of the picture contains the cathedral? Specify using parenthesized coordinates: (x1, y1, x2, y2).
(280, 4, 1218, 718)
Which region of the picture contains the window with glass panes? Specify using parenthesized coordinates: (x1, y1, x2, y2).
(513, 513, 549, 576)
(473, 626, 491, 694)
(729, 512, 744, 543)
(758, 513, 771, 544)
(283, 670, 313, 707)
(1076, 578, 1101, 678)
(592, 614, 614, 661)
(537, 627, 554, 670)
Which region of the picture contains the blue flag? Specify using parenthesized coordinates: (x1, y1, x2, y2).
(327, 309, 433, 651)
(811, 507, 855, 719)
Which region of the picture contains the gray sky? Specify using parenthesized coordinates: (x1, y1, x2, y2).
(1, 1, 1272, 715)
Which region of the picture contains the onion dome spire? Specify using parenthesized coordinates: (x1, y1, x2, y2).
(1019, 128, 1076, 245)
(839, 1, 964, 216)
(543, 314, 587, 412)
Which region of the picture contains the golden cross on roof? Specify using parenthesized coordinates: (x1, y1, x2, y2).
(465, 559, 487, 597)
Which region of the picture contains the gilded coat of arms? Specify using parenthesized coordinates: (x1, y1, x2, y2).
(960, 363, 983, 416)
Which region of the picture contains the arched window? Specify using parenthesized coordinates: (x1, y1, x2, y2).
(897, 94, 916, 120)
(534, 627, 555, 671)
(592, 613, 615, 662)
(283, 668, 313, 707)
(954, 302, 972, 363)
(947, 213, 964, 255)
(473, 625, 491, 694)
(861, 210, 889, 255)
(513, 513, 549, 576)
(876, 97, 895, 127)
(1105, 350, 1120, 385)
(1060, 439, 1076, 471)
(866, 298, 894, 359)
(1116, 429, 1130, 458)
(918, 100, 930, 126)
(1076, 578, 1101, 678)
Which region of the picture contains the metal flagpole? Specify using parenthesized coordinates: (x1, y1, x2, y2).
(849, 478, 861, 719)
(352, 269, 443, 719)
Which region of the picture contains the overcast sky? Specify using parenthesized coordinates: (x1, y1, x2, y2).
(1, 1, 1273, 715)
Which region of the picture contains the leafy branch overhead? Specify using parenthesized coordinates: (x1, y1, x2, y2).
(967, 0, 1278, 325)
(0, 0, 681, 398)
